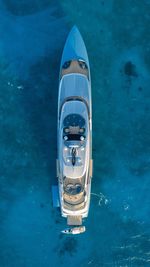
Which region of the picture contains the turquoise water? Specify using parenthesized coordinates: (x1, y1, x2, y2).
(0, 0, 150, 266)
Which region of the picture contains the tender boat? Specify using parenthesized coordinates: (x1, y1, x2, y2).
(56, 26, 92, 228)
(61, 226, 86, 235)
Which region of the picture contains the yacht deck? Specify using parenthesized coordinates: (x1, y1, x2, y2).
(61, 60, 89, 78)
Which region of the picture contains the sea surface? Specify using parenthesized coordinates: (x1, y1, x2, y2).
(0, 1, 150, 266)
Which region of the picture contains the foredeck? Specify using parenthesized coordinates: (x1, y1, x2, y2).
(61, 60, 89, 78)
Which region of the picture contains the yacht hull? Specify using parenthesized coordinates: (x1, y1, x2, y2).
(57, 26, 92, 226)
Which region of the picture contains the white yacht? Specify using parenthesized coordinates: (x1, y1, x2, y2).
(53, 26, 92, 229)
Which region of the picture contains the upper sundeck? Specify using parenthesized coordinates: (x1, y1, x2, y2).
(58, 100, 89, 179)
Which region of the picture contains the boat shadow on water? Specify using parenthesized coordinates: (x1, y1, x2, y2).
(20, 56, 60, 189)
(13, 7, 70, 191)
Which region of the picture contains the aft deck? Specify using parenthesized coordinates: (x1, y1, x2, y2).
(63, 176, 86, 210)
